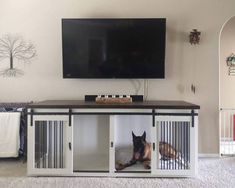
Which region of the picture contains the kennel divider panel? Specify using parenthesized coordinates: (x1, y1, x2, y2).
(109, 115, 116, 174)
(73, 115, 110, 172)
(153, 115, 196, 176)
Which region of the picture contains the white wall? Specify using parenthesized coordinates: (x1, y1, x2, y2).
(1, 0, 235, 154)
(220, 17, 235, 108)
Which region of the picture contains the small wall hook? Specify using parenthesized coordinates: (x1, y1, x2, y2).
(191, 84, 196, 94)
(189, 29, 201, 45)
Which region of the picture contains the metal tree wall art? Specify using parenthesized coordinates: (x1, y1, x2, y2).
(0, 34, 36, 77)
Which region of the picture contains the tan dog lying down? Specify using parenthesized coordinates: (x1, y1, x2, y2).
(116, 132, 185, 171)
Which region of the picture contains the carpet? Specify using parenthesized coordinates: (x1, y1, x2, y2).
(0, 157, 234, 188)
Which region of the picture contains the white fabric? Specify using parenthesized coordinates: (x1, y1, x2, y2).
(0, 112, 21, 157)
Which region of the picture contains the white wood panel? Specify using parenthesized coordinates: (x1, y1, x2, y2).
(73, 115, 109, 171)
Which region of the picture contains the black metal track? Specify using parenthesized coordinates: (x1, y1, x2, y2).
(115, 171, 150, 173)
(155, 113, 198, 116)
(73, 170, 109, 173)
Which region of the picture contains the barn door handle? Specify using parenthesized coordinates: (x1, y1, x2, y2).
(69, 142, 72, 150)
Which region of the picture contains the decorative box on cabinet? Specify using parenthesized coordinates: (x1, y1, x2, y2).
(27, 100, 199, 177)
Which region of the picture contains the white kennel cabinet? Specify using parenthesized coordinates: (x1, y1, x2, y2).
(27, 100, 199, 177)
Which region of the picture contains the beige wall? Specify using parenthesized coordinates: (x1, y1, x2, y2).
(220, 17, 235, 108)
(1, 0, 235, 154)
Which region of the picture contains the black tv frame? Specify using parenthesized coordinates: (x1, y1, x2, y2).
(62, 18, 166, 79)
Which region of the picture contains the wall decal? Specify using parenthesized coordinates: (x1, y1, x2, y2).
(189, 29, 201, 45)
(0, 34, 36, 77)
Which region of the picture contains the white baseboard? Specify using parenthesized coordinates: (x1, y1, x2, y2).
(198, 153, 220, 158)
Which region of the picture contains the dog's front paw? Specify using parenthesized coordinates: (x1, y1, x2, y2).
(144, 164, 151, 169)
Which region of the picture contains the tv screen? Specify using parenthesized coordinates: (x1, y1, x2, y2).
(62, 18, 166, 78)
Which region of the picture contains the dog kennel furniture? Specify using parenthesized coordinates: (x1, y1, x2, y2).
(27, 100, 199, 177)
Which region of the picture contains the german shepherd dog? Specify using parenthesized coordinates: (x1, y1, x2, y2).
(116, 131, 151, 170)
(115, 131, 182, 171)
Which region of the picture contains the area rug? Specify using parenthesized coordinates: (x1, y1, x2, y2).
(0, 157, 234, 188)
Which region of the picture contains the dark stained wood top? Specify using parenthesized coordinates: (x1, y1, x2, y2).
(28, 100, 200, 109)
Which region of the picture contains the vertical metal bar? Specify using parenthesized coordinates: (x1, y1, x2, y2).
(181, 121, 186, 169)
(58, 121, 61, 168)
(161, 122, 162, 170)
(51, 121, 54, 168)
(183, 122, 186, 170)
(178, 121, 180, 170)
(181, 122, 183, 169)
(48, 121, 52, 168)
(189, 121, 190, 163)
(45, 122, 48, 168)
(59, 121, 61, 168)
(37, 122, 39, 168)
(38, 122, 40, 168)
(34, 122, 37, 168)
(60, 121, 63, 168)
(152, 110, 155, 127)
(45, 121, 47, 168)
(163, 121, 165, 170)
(36, 122, 38, 168)
(44, 122, 47, 168)
(69, 109, 72, 127)
(169, 121, 171, 170)
(174, 122, 176, 170)
(191, 110, 194, 127)
(166, 121, 168, 170)
(35, 122, 38, 168)
(179, 122, 181, 169)
(186, 122, 188, 168)
(57, 121, 59, 168)
(42, 122, 45, 168)
(61, 122, 64, 168)
(40, 122, 42, 168)
(183, 122, 185, 170)
(171, 121, 175, 169)
(56, 121, 58, 168)
(30, 109, 33, 126)
(54, 121, 56, 168)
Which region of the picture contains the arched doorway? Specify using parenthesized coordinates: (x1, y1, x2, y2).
(219, 16, 235, 156)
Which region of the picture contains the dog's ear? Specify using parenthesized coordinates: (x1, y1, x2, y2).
(142, 131, 146, 141)
(132, 131, 136, 139)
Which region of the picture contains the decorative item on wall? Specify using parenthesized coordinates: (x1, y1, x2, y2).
(189, 29, 201, 45)
(0, 34, 36, 77)
(191, 84, 196, 94)
(226, 53, 235, 75)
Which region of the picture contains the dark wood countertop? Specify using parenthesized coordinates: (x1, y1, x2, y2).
(28, 100, 200, 109)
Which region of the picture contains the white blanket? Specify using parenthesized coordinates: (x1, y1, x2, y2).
(0, 112, 21, 157)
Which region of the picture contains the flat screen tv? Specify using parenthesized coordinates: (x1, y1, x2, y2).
(62, 18, 166, 78)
